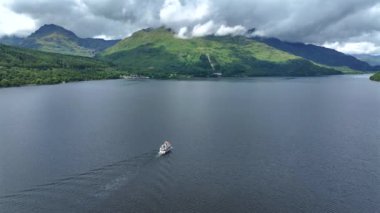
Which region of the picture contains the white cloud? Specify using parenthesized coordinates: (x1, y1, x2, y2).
(176, 26, 189, 39)
(323, 41, 380, 55)
(160, 0, 210, 24)
(191, 20, 215, 37)
(93, 34, 116, 40)
(215, 24, 246, 36)
(250, 30, 266, 37)
(0, 0, 36, 36)
(2, 0, 380, 55)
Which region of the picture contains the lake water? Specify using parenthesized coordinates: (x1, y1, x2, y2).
(0, 75, 379, 212)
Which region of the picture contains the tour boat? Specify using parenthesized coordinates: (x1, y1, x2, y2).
(159, 141, 173, 155)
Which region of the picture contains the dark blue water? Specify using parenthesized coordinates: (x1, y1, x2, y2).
(0, 75, 379, 212)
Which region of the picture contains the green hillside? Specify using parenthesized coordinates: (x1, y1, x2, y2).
(0, 44, 122, 87)
(99, 27, 342, 78)
(370, 72, 380, 81)
(0, 27, 348, 88)
(23, 32, 94, 57)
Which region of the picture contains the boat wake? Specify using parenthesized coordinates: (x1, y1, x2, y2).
(91, 150, 175, 213)
(0, 151, 160, 213)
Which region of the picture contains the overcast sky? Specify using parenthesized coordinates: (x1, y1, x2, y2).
(1, 0, 380, 55)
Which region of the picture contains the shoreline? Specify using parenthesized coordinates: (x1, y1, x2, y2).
(0, 73, 374, 89)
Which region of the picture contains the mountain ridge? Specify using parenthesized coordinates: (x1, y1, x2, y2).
(28, 24, 77, 39)
(352, 54, 380, 66)
(0, 24, 120, 57)
(1, 25, 376, 88)
(1, 24, 377, 72)
(252, 36, 379, 71)
(99, 27, 341, 78)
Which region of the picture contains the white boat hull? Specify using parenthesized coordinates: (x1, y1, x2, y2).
(158, 147, 172, 155)
(158, 141, 173, 155)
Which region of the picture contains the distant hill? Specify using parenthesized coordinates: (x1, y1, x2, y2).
(99, 27, 341, 78)
(352, 54, 380, 66)
(252, 37, 379, 71)
(0, 24, 120, 57)
(0, 35, 24, 46)
(0, 44, 122, 87)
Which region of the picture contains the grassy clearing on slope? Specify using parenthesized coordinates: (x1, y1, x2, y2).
(35, 33, 94, 57)
(315, 64, 363, 74)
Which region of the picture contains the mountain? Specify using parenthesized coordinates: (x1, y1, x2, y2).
(0, 35, 24, 46)
(252, 36, 379, 72)
(352, 54, 380, 66)
(0, 24, 120, 57)
(99, 27, 341, 78)
(0, 44, 122, 87)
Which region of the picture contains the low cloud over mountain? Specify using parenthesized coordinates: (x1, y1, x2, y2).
(2, 0, 380, 54)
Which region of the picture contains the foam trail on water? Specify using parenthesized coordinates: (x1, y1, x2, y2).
(0, 150, 158, 213)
